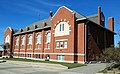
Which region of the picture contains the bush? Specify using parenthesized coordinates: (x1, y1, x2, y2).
(112, 63, 120, 68)
(107, 67, 112, 70)
(118, 66, 120, 70)
(103, 48, 120, 63)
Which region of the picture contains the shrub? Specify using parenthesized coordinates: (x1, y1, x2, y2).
(118, 66, 120, 70)
(112, 63, 120, 68)
(107, 67, 112, 71)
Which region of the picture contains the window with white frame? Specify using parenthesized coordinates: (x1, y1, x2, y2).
(54, 22, 69, 37)
(57, 55, 64, 61)
(5, 35, 10, 43)
(35, 54, 40, 58)
(56, 41, 59, 48)
(27, 54, 31, 58)
(16, 37, 19, 46)
(46, 32, 51, 43)
(21, 36, 25, 45)
(60, 41, 63, 48)
(64, 41, 67, 48)
(36, 34, 41, 44)
(28, 35, 32, 45)
(20, 54, 24, 57)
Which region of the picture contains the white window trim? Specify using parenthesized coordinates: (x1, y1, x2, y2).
(21, 36, 25, 46)
(56, 41, 59, 48)
(36, 34, 42, 44)
(5, 35, 10, 43)
(64, 41, 67, 48)
(60, 41, 63, 48)
(15, 37, 19, 46)
(57, 55, 64, 61)
(28, 35, 32, 45)
(46, 32, 51, 43)
(55, 40, 68, 49)
(56, 39, 68, 41)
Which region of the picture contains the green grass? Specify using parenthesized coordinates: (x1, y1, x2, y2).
(0, 58, 86, 69)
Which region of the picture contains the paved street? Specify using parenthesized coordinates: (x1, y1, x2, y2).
(0, 61, 107, 74)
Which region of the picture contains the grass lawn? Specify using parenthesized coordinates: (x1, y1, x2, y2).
(0, 58, 86, 69)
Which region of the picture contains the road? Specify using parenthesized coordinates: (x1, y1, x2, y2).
(0, 61, 108, 74)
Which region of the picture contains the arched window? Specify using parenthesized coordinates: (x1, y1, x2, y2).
(46, 32, 51, 43)
(28, 35, 32, 45)
(54, 22, 70, 37)
(5, 35, 10, 43)
(21, 36, 25, 45)
(16, 37, 19, 45)
(36, 34, 41, 44)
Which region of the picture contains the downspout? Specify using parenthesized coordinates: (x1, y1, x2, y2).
(84, 20, 89, 63)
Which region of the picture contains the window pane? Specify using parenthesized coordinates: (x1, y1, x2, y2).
(62, 24, 64, 31)
(35, 54, 40, 58)
(21, 36, 25, 45)
(57, 55, 64, 61)
(47, 43, 50, 49)
(46, 32, 51, 43)
(57, 55, 60, 60)
(16, 38, 19, 45)
(60, 41, 63, 48)
(60, 24, 61, 31)
(28, 35, 32, 44)
(36, 34, 41, 44)
(56, 41, 59, 48)
(64, 41, 67, 48)
(61, 55, 64, 61)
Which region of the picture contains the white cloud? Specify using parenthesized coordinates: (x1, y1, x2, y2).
(0, 1, 48, 15)
(35, 0, 62, 7)
(13, 2, 48, 15)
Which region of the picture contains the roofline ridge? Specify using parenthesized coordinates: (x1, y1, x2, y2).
(52, 6, 73, 19)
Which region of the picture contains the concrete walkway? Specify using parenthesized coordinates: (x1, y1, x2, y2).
(0, 60, 108, 74)
(59, 63, 108, 74)
(5, 60, 68, 70)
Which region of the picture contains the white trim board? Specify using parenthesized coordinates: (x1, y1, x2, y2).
(14, 52, 84, 56)
(14, 57, 85, 64)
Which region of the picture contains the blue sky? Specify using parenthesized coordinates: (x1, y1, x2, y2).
(0, 0, 120, 47)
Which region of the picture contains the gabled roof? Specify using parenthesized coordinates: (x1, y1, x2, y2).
(87, 14, 98, 24)
(73, 10, 86, 19)
(14, 17, 51, 35)
(14, 6, 86, 35)
(13, 6, 115, 35)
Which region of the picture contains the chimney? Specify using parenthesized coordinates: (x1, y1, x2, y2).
(42, 22, 46, 27)
(34, 25, 37, 29)
(108, 17, 114, 31)
(98, 6, 101, 25)
(26, 27, 29, 31)
(49, 11, 52, 18)
(20, 29, 23, 32)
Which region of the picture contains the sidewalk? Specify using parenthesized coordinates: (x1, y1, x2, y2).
(4, 60, 68, 70)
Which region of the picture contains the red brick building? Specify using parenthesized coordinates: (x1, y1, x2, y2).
(3, 6, 115, 63)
